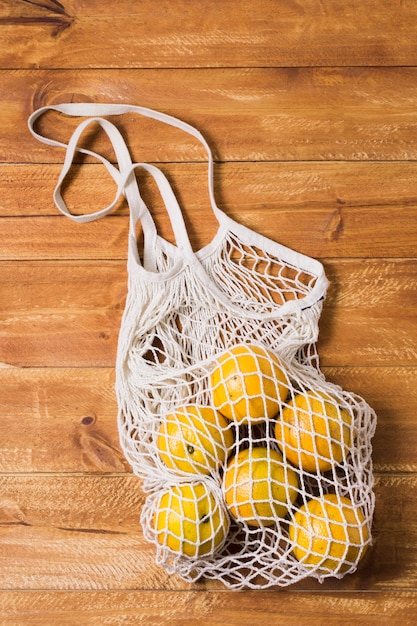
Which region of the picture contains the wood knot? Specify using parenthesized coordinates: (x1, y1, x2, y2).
(326, 206, 344, 242)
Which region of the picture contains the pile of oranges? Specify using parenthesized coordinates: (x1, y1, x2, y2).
(152, 343, 370, 575)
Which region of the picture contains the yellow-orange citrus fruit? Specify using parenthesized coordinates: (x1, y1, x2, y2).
(223, 446, 299, 527)
(157, 405, 233, 476)
(289, 494, 370, 574)
(210, 344, 289, 425)
(153, 481, 229, 557)
(275, 389, 353, 472)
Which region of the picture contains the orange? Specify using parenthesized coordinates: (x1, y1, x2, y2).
(157, 405, 234, 476)
(153, 481, 229, 558)
(275, 389, 353, 472)
(289, 494, 370, 574)
(210, 344, 289, 425)
(223, 446, 299, 527)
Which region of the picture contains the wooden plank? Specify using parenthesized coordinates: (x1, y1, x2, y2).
(2, 206, 415, 261)
(6, 161, 417, 219)
(0, 473, 416, 591)
(0, 368, 126, 474)
(2, 0, 415, 619)
(0, 217, 128, 262)
(0, 366, 415, 474)
(2, 161, 417, 258)
(0, 590, 416, 626)
(5, 68, 417, 163)
(0, 261, 123, 368)
(320, 260, 417, 367)
(1, 260, 416, 368)
(324, 367, 417, 474)
(2, 207, 416, 260)
(1, 0, 417, 69)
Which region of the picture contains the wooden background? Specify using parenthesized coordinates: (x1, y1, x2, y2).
(1, 0, 417, 623)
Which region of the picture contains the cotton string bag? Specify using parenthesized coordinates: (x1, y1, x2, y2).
(29, 103, 376, 590)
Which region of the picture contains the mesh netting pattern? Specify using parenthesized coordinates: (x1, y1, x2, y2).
(29, 103, 376, 591)
(117, 232, 376, 590)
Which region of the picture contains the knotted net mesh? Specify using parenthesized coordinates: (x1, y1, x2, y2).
(28, 102, 376, 590)
(116, 229, 376, 590)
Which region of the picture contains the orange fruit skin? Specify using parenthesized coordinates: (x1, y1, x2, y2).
(210, 344, 289, 425)
(223, 446, 299, 527)
(157, 405, 234, 476)
(153, 482, 229, 558)
(275, 390, 353, 473)
(289, 494, 370, 574)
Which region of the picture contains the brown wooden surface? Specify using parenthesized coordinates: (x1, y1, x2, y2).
(2, 0, 417, 68)
(1, 1, 417, 624)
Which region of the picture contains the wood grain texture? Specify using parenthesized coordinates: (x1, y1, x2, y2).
(0, 473, 416, 592)
(5, 161, 417, 219)
(1, 0, 417, 69)
(0, 368, 126, 474)
(4, 68, 417, 162)
(2, 161, 417, 257)
(2, 0, 417, 621)
(0, 366, 415, 474)
(1, 260, 415, 368)
(0, 591, 415, 626)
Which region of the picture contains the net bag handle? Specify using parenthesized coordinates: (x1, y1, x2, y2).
(28, 102, 220, 215)
(28, 105, 198, 259)
(28, 102, 330, 315)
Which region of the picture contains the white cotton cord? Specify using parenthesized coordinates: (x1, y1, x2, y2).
(29, 102, 376, 590)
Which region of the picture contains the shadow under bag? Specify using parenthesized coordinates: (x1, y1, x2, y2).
(29, 103, 376, 590)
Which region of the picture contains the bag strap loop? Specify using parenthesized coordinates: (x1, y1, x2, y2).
(28, 103, 206, 257)
(28, 103, 219, 212)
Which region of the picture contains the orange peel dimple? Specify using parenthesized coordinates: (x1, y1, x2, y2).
(210, 344, 289, 425)
(156, 404, 234, 476)
(275, 389, 353, 472)
(153, 482, 229, 558)
(289, 494, 370, 574)
(223, 446, 299, 527)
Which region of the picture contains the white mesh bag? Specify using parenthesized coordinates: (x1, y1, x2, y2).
(29, 103, 376, 590)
